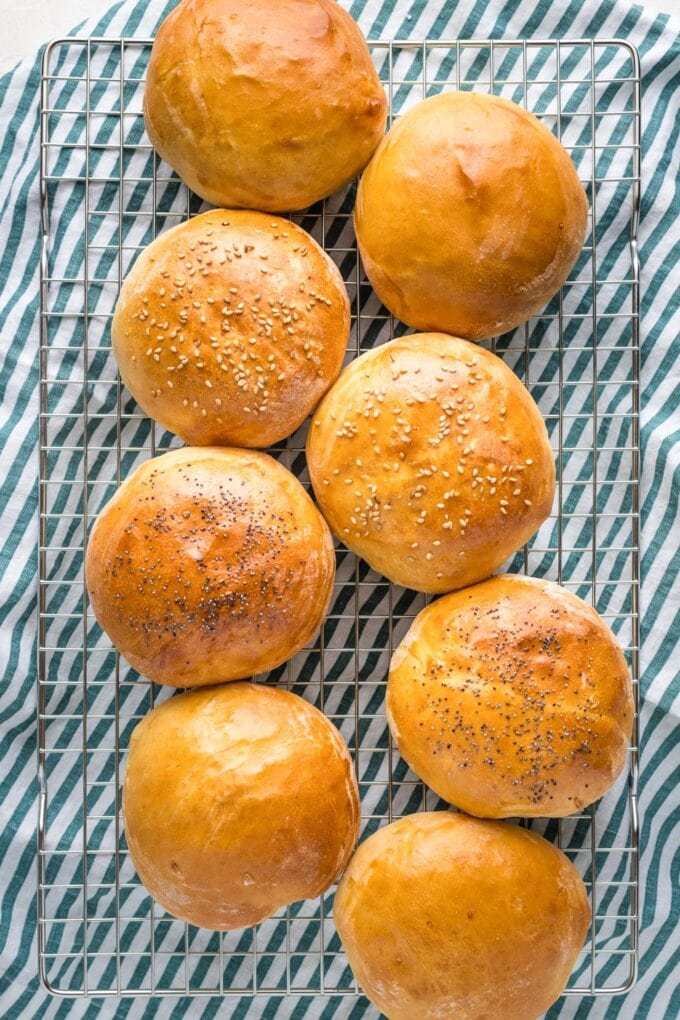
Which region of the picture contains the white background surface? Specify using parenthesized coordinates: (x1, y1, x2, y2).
(0, 0, 678, 74)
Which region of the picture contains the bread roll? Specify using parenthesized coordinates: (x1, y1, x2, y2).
(388, 575, 634, 817)
(306, 334, 554, 593)
(144, 0, 387, 212)
(334, 812, 590, 1020)
(86, 447, 335, 686)
(112, 210, 350, 448)
(123, 682, 360, 930)
(355, 91, 588, 339)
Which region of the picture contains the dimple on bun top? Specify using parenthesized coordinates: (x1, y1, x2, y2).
(86, 447, 335, 687)
(144, 0, 387, 212)
(355, 91, 588, 340)
(307, 334, 555, 593)
(112, 210, 350, 448)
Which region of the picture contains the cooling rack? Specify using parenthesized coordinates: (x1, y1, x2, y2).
(38, 36, 641, 1000)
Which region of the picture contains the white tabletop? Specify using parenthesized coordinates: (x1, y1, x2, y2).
(0, 0, 678, 75)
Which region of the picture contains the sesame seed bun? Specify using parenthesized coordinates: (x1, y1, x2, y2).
(334, 812, 591, 1020)
(85, 447, 335, 687)
(306, 334, 555, 594)
(144, 0, 387, 212)
(123, 682, 360, 930)
(112, 210, 350, 448)
(355, 91, 588, 340)
(387, 575, 634, 817)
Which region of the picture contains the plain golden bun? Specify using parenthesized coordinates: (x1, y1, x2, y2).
(307, 334, 554, 593)
(355, 91, 588, 339)
(334, 812, 590, 1020)
(144, 0, 387, 212)
(123, 682, 360, 930)
(112, 210, 350, 448)
(388, 575, 634, 817)
(86, 447, 335, 686)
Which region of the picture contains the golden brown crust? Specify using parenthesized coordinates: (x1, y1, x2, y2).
(387, 575, 634, 817)
(144, 0, 387, 212)
(112, 209, 350, 448)
(306, 334, 555, 593)
(85, 447, 335, 686)
(334, 812, 591, 1020)
(123, 682, 360, 930)
(355, 91, 588, 340)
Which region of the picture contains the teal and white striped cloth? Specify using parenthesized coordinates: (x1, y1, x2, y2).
(1, 0, 678, 1016)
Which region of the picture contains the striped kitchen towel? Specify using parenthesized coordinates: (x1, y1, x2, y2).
(0, 0, 678, 1017)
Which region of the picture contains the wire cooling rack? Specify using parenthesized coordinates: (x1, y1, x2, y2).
(38, 36, 640, 1001)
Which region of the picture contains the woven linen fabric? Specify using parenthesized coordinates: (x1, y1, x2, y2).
(0, 0, 678, 1016)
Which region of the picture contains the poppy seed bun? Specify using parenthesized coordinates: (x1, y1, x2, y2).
(112, 210, 350, 448)
(334, 812, 591, 1020)
(85, 447, 335, 687)
(355, 91, 588, 339)
(387, 575, 634, 817)
(144, 0, 387, 212)
(123, 682, 360, 930)
(306, 334, 555, 593)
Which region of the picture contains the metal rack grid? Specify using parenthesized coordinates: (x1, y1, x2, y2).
(38, 36, 640, 1000)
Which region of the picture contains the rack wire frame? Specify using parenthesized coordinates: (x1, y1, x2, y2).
(38, 36, 641, 1000)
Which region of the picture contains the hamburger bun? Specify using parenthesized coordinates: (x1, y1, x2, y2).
(144, 0, 387, 212)
(86, 447, 335, 686)
(355, 91, 588, 339)
(123, 682, 360, 929)
(387, 575, 634, 817)
(306, 333, 555, 593)
(334, 811, 591, 1020)
(112, 209, 350, 448)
